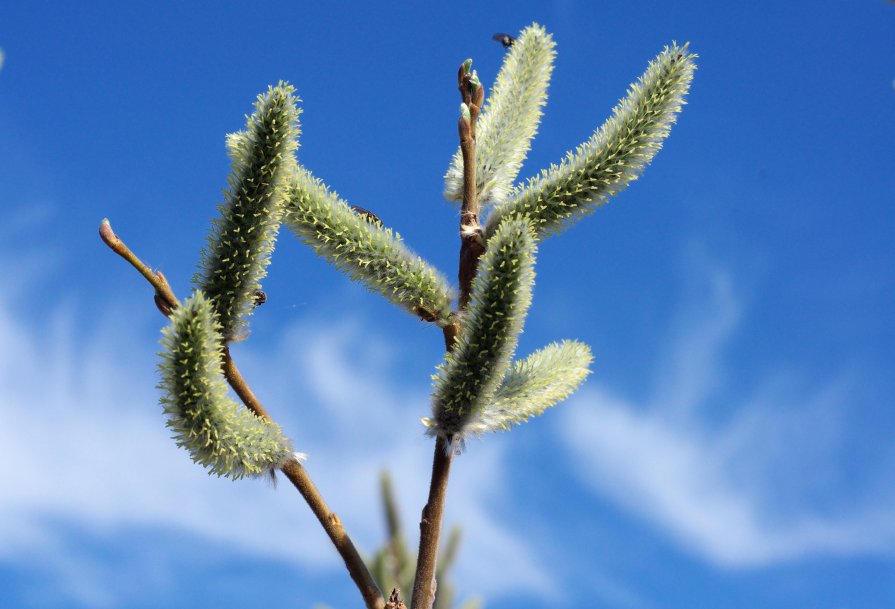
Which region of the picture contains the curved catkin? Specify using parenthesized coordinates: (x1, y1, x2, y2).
(158, 292, 293, 479)
(485, 43, 696, 239)
(470, 340, 593, 434)
(429, 218, 537, 439)
(195, 82, 301, 340)
(444, 23, 556, 207)
(285, 165, 455, 324)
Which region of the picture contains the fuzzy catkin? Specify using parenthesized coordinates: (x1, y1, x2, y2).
(285, 165, 454, 324)
(159, 292, 293, 479)
(485, 43, 696, 239)
(470, 340, 593, 433)
(429, 218, 537, 438)
(444, 23, 555, 207)
(195, 82, 301, 340)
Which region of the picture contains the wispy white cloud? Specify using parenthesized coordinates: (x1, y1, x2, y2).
(557, 252, 895, 567)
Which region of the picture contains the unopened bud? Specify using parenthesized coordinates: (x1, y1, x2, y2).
(99, 218, 117, 248)
(473, 79, 485, 108)
(460, 103, 472, 123)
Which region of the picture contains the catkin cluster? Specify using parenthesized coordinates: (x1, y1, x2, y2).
(157, 26, 695, 475)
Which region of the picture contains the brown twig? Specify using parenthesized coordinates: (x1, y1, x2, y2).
(99, 218, 385, 609)
(456, 63, 487, 311)
(100, 219, 179, 313)
(411, 59, 486, 609)
(220, 345, 272, 420)
(281, 459, 386, 609)
(411, 435, 455, 609)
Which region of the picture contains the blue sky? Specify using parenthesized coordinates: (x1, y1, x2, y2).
(1, 1, 894, 608)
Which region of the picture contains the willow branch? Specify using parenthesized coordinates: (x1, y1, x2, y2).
(220, 346, 272, 420)
(456, 65, 487, 311)
(410, 435, 455, 609)
(411, 61, 486, 609)
(99, 218, 385, 609)
(281, 459, 385, 609)
(100, 218, 179, 313)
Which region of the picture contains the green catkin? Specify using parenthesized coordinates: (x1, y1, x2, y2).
(284, 165, 454, 324)
(444, 23, 556, 207)
(429, 218, 536, 438)
(485, 43, 696, 239)
(159, 292, 293, 479)
(195, 82, 301, 340)
(472, 340, 593, 433)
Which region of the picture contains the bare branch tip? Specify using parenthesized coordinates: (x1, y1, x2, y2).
(99, 218, 118, 248)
